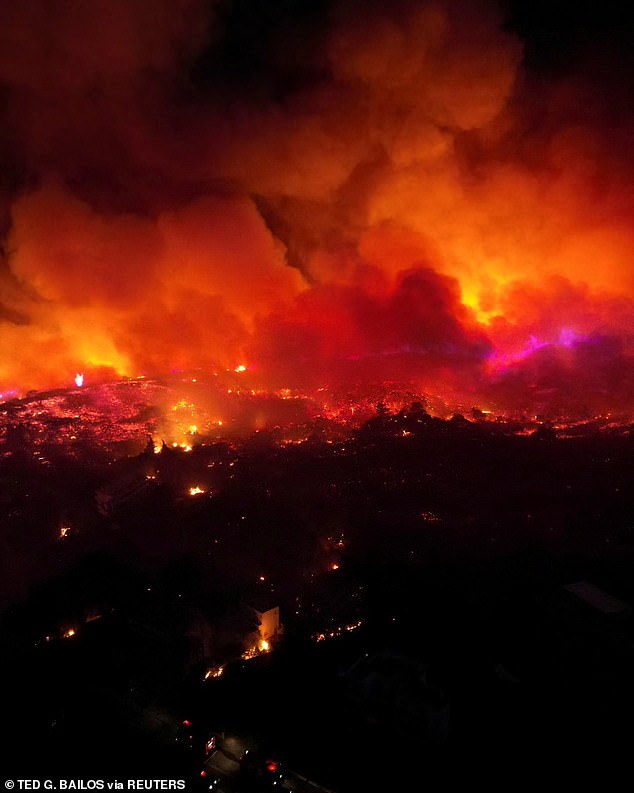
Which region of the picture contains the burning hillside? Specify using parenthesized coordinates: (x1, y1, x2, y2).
(1, 369, 632, 464)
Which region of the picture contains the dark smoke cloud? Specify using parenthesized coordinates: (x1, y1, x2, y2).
(252, 266, 491, 386)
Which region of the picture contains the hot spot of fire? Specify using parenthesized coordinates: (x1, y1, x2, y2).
(241, 638, 272, 661)
(314, 620, 363, 642)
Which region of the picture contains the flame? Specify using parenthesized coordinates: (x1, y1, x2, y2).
(242, 637, 272, 660)
(314, 620, 363, 642)
(74, 373, 84, 388)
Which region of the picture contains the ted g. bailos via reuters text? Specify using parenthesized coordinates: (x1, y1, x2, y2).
(7, 782, 186, 790)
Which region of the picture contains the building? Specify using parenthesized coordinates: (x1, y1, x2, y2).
(255, 604, 281, 644)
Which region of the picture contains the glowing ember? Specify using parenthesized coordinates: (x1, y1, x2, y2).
(188, 486, 205, 496)
(204, 665, 224, 680)
(59, 526, 71, 539)
(63, 628, 76, 639)
(241, 637, 272, 660)
(234, 364, 247, 373)
(314, 620, 363, 642)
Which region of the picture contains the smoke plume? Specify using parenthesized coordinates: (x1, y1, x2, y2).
(0, 0, 632, 414)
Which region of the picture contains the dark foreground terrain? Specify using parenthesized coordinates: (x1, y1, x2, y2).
(2, 407, 634, 786)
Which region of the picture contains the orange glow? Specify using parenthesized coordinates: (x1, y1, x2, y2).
(314, 620, 363, 642)
(0, 2, 631, 417)
(241, 637, 272, 660)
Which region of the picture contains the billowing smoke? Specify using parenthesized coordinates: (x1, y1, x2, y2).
(251, 266, 491, 389)
(0, 0, 632, 414)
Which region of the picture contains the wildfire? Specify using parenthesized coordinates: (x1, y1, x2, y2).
(188, 485, 205, 496)
(0, 2, 630, 420)
(172, 442, 193, 452)
(241, 638, 272, 661)
(314, 620, 363, 642)
(204, 665, 224, 680)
